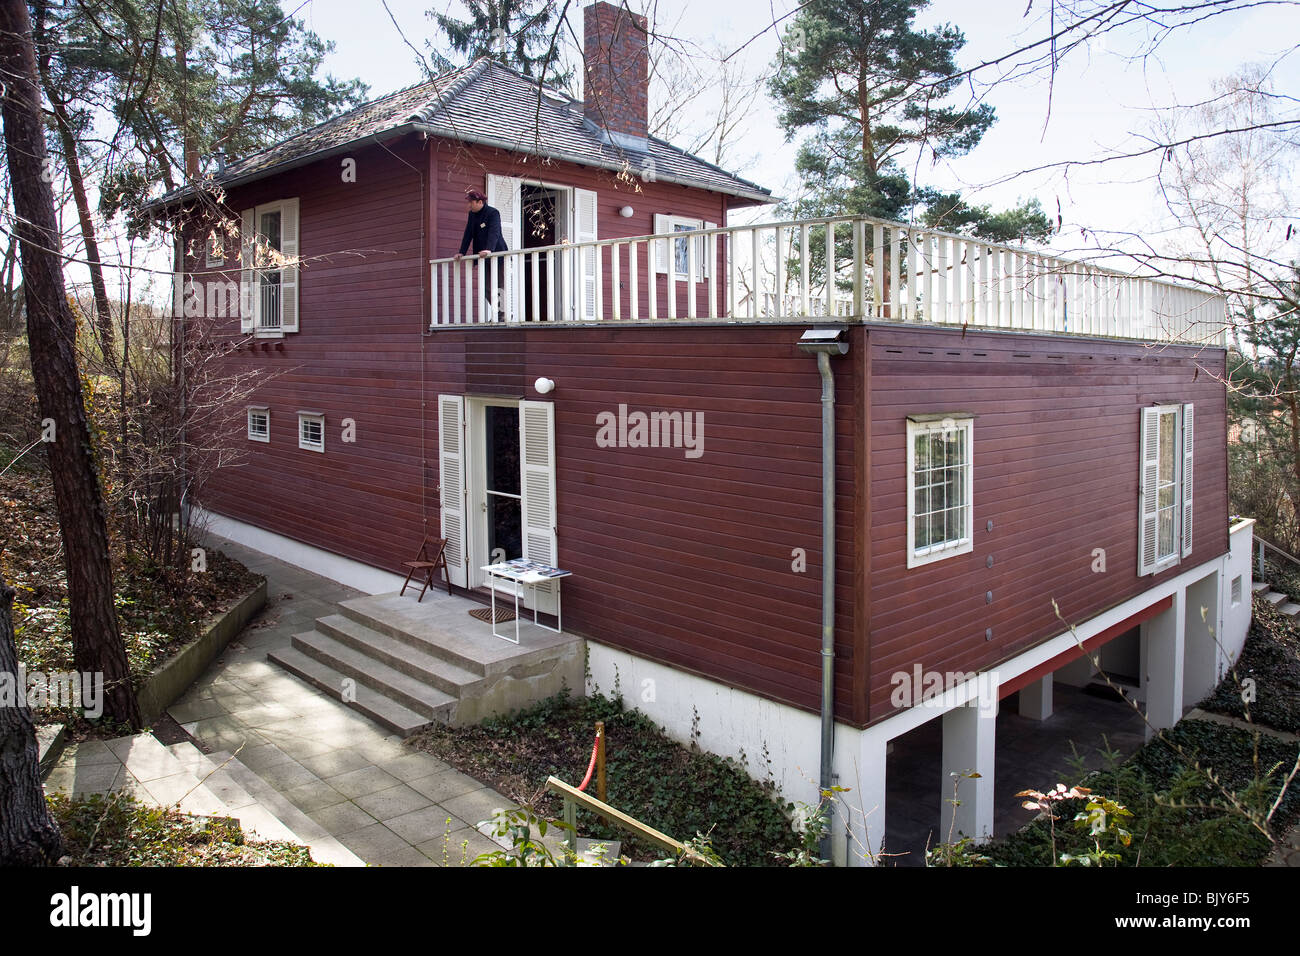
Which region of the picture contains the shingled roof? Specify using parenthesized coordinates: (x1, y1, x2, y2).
(164, 58, 772, 206)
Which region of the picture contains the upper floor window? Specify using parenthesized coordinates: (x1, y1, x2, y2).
(1139, 403, 1193, 575)
(298, 411, 324, 453)
(247, 407, 270, 443)
(206, 232, 225, 267)
(240, 198, 299, 337)
(906, 415, 974, 568)
(654, 214, 717, 280)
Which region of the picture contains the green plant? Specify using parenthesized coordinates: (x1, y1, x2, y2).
(1060, 794, 1133, 866)
(470, 806, 577, 867)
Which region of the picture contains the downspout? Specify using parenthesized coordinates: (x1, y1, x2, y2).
(796, 328, 848, 862)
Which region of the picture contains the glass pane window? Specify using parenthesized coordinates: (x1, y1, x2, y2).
(908, 418, 974, 567)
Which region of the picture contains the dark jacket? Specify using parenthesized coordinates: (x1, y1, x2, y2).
(459, 204, 509, 255)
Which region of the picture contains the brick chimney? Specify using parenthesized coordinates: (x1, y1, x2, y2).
(583, 1, 649, 150)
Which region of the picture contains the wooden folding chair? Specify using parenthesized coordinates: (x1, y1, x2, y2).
(400, 536, 451, 602)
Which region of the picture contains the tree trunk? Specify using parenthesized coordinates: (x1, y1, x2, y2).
(0, 0, 140, 728)
(0, 583, 64, 865)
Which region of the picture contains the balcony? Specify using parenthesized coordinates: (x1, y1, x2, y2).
(430, 214, 1227, 346)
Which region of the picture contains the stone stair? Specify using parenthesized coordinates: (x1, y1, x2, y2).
(45, 733, 363, 866)
(267, 592, 584, 736)
(1254, 579, 1300, 617)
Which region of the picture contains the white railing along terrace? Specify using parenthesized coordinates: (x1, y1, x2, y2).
(429, 214, 1227, 346)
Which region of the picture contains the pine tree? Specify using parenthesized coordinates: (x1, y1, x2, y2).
(427, 0, 572, 88)
(769, 0, 1051, 241)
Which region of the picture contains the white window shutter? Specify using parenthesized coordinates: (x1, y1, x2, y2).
(487, 175, 521, 321)
(279, 198, 300, 332)
(519, 400, 559, 615)
(574, 188, 599, 321)
(654, 213, 670, 274)
(702, 221, 716, 279)
(1138, 406, 1161, 576)
(438, 395, 468, 589)
(240, 208, 255, 332)
(1181, 402, 1194, 558)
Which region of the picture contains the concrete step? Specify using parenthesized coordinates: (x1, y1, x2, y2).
(1264, 591, 1287, 605)
(315, 613, 484, 698)
(337, 601, 489, 678)
(210, 751, 365, 867)
(166, 742, 301, 845)
(1252, 581, 1270, 593)
(288, 630, 459, 721)
(1279, 603, 1300, 616)
(104, 733, 233, 818)
(267, 644, 442, 735)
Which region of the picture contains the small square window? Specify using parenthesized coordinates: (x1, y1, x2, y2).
(906, 416, 974, 568)
(298, 412, 324, 452)
(247, 407, 269, 443)
(1231, 575, 1242, 606)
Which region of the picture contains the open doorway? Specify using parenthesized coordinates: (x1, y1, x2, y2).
(521, 183, 569, 321)
(467, 398, 522, 590)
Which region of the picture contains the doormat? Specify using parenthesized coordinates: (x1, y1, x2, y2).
(469, 606, 516, 625)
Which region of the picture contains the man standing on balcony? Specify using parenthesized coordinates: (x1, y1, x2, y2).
(456, 190, 508, 257)
(456, 189, 509, 321)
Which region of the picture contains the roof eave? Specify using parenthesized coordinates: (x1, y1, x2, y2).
(415, 123, 773, 205)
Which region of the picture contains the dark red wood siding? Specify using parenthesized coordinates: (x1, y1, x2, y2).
(863, 326, 1229, 724)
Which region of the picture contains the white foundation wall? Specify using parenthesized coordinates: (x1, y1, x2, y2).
(1219, 519, 1255, 676)
(194, 508, 409, 594)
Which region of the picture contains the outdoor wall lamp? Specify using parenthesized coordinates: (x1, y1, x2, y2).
(534, 377, 556, 395)
(619, 206, 634, 218)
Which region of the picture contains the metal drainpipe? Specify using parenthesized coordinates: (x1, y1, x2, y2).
(796, 329, 848, 862)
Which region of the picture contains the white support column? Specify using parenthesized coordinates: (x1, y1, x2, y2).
(940, 703, 996, 843)
(1141, 594, 1186, 740)
(1183, 572, 1221, 707)
(1018, 674, 1053, 721)
(840, 727, 889, 867)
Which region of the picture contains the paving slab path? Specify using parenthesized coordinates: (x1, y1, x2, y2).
(65, 532, 518, 867)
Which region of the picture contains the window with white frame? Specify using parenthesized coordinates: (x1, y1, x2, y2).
(240, 198, 299, 336)
(1139, 403, 1193, 575)
(206, 231, 224, 267)
(298, 412, 324, 452)
(247, 407, 270, 443)
(653, 214, 716, 279)
(906, 415, 974, 568)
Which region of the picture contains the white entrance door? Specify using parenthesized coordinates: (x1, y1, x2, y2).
(467, 397, 523, 590)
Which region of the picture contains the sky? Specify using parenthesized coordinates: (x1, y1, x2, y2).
(284, 0, 1299, 267)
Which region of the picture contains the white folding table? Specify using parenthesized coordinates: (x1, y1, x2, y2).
(480, 559, 572, 645)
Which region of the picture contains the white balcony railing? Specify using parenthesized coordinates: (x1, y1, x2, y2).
(430, 214, 1227, 345)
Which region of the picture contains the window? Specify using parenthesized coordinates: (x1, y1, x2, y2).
(298, 412, 324, 452)
(247, 407, 270, 443)
(1231, 575, 1243, 606)
(240, 199, 299, 336)
(1139, 403, 1193, 575)
(906, 416, 974, 568)
(206, 232, 224, 267)
(654, 214, 716, 279)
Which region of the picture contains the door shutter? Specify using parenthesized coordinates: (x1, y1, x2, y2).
(438, 395, 468, 588)
(240, 208, 255, 332)
(1181, 403, 1194, 558)
(486, 175, 521, 321)
(574, 188, 599, 320)
(654, 213, 670, 274)
(519, 400, 559, 614)
(279, 198, 300, 332)
(1138, 406, 1160, 576)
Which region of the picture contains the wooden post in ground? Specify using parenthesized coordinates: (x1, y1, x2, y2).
(595, 721, 606, 803)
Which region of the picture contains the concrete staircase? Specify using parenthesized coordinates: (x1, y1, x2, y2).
(45, 733, 363, 866)
(267, 592, 584, 735)
(1254, 580, 1300, 617)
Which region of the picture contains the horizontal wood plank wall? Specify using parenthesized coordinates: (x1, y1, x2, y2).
(864, 326, 1229, 725)
(428, 324, 862, 717)
(189, 136, 435, 573)
(430, 139, 730, 318)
